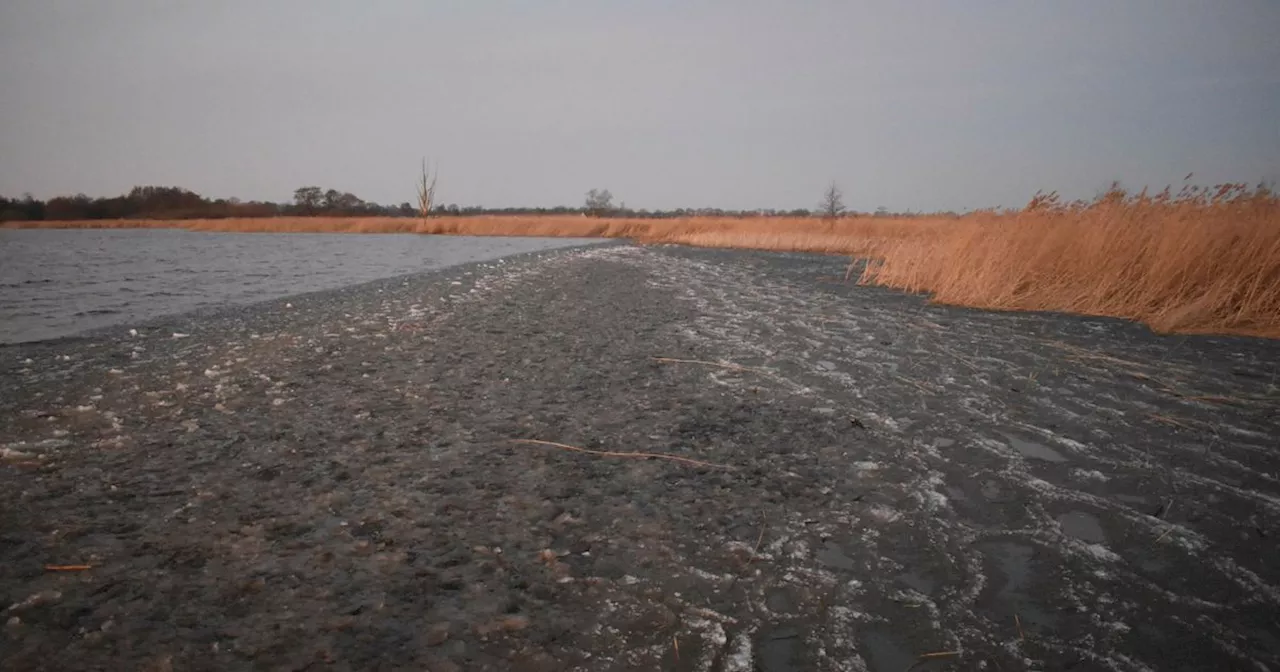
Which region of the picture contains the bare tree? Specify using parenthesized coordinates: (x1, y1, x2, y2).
(584, 188, 614, 217)
(416, 159, 439, 223)
(819, 181, 846, 220)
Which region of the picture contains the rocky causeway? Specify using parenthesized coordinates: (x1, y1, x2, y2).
(2, 243, 1278, 671)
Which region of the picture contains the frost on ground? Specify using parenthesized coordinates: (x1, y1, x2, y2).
(1, 244, 1277, 671)
(623, 246, 1280, 671)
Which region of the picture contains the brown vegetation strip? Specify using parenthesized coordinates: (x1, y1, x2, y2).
(859, 184, 1280, 339)
(509, 439, 736, 471)
(9, 182, 1277, 338)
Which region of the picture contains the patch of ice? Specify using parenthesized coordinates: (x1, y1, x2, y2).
(1070, 540, 1122, 563)
(866, 505, 901, 524)
(722, 628, 755, 672)
(681, 617, 726, 672)
(1224, 425, 1269, 440)
(862, 412, 901, 433)
(1213, 557, 1280, 604)
(688, 567, 734, 583)
(916, 489, 949, 511)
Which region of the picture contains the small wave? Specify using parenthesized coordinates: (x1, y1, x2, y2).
(0, 279, 55, 289)
(72, 308, 122, 317)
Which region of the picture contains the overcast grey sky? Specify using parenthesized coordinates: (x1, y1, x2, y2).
(1, 1, 1277, 212)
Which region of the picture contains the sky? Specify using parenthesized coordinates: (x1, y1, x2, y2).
(1, 1, 1277, 212)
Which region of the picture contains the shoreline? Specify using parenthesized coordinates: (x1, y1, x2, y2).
(6, 216, 1277, 341)
(0, 233, 615, 347)
(2, 245, 1278, 670)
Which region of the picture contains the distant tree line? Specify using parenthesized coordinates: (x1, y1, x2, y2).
(0, 186, 413, 222)
(2, 183, 956, 223)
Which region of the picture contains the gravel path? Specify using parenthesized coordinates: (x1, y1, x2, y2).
(2, 244, 1278, 671)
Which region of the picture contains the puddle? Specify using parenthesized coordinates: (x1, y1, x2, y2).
(765, 587, 798, 614)
(1241, 624, 1280, 655)
(978, 541, 1060, 631)
(757, 625, 806, 672)
(897, 570, 936, 595)
(860, 630, 915, 672)
(1139, 557, 1170, 574)
(816, 542, 856, 571)
(999, 432, 1068, 462)
(980, 480, 1012, 502)
(984, 542, 1032, 599)
(1057, 511, 1108, 544)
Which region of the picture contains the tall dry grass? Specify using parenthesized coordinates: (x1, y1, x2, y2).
(860, 185, 1280, 337)
(6, 185, 1277, 337)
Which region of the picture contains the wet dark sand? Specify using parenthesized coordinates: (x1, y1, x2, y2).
(2, 244, 1278, 671)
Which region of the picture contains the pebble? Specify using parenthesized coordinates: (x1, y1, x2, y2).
(425, 623, 451, 646)
(0, 447, 34, 461)
(7, 591, 61, 612)
(499, 615, 529, 631)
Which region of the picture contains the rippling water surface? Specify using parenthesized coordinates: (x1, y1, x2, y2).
(0, 229, 600, 343)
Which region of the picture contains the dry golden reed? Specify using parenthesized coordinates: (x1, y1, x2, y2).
(7, 184, 1276, 338)
(859, 184, 1279, 338)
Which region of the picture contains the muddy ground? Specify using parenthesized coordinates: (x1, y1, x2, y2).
(1, 244, 1278, 671)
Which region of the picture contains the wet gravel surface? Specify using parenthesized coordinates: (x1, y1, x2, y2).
(2, 244, 1278, 671)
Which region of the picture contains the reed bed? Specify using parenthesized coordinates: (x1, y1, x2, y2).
(859, 185, 1279, 337)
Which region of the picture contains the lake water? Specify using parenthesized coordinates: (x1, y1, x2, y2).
(0, 229, 602, 344)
